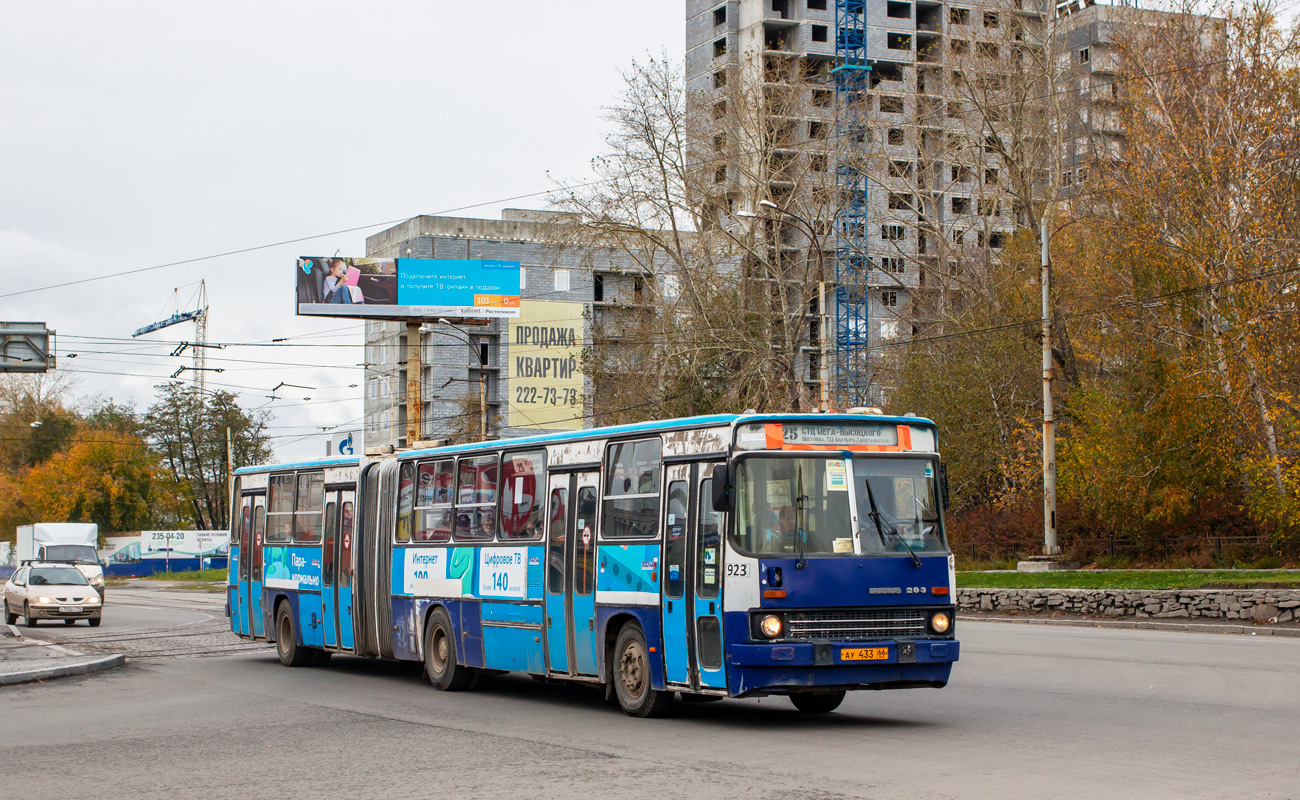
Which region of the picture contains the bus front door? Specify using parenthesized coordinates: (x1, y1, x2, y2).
(692, 467, 726, 689)
(248, 497, 267, 638)
(660, 462, 725, 691)
(544, 471, 600, 677)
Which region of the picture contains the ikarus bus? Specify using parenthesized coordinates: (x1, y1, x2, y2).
(227, 412, 959, 716)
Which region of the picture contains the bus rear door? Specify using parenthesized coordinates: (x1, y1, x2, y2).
(659, 462, 726, 691)
(544, 470, 600, 677)
(322, 494, 339, 648)
(249, 497, 266, 638)
(337, 491, 356, 650)
(320, 489, 357, 651)
(234, 495, 252, 636)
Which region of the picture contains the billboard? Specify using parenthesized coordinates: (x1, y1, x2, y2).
(508, 301, 584, 431)
(296, 257, 521, 319)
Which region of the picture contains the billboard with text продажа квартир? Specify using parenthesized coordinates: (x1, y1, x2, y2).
(296, 257, 520, 319)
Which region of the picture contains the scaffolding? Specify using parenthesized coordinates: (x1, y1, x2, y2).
(832, 0, 872, 405)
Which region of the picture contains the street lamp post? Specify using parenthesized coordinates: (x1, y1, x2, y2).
(738, 201, 831, 410)
(438, 318, 489, 442)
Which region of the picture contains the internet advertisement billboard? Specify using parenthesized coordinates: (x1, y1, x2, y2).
(508, 301, 584, 431)
(296, 257, 521, 320)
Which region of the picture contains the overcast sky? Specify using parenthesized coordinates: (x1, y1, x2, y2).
(0, 1, 684, 461)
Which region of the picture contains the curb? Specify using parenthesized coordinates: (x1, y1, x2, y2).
(967, 614, 1300, 637)
(0, 654, 127, 687)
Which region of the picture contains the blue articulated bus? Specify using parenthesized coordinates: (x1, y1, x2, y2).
(228, 412, 959, 716)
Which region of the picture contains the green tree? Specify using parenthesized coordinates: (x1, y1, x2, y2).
(144, 384, 272, 530)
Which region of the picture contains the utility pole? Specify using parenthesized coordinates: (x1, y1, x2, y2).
(405, 321, 423, 447)
(1040, 210, 1059, 556)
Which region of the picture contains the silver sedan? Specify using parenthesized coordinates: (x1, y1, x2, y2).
(3, 563, 104, 627)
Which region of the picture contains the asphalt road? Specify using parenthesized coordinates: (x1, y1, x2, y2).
(3, 595, 1297, 800)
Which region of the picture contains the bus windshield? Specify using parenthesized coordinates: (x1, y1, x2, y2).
(733, 457, 853, 556)
(732, 455, 948, 557)
(855, 458, 947, 554)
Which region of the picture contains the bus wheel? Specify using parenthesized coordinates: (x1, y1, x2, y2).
(424, 607, 472, 691)
(612, 624, 673, 718)
(275, 602, 312, 668)
(789, 691, 845, 714)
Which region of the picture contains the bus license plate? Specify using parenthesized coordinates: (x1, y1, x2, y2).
(841, 647, 888, 661)
(60, 606, 82, 614)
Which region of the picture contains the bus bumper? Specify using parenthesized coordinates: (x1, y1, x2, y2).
(726, 639, 959, 697)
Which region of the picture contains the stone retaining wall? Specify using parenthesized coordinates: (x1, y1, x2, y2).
(956, 588, 1300, 622)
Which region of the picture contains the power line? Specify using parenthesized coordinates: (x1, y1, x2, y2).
(5, 31, 1294, 308)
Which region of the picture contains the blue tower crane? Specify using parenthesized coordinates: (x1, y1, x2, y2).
(833, 0, 872, 405)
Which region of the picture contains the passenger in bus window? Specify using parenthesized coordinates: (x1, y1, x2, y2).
(478, 510, 497, 539)
(759, 508, 796, 554)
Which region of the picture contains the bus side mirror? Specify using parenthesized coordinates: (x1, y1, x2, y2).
(939, 463, 951, 511)
(711, 463, 733, 512)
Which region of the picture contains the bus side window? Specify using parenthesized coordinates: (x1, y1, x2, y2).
(323, 500, 337, 587)
(500, 451, 545, 540)
(252, 502, 265, 581)
(698, 478, 721, 599)
(266, 474, 295, 544)
(293, 472, 324, 544)
(339, 501, 355, 588)
(395, 461, 415, 544)
(546, 488, 568, 594)
(454, 455, 499, 542)
(602, 438, 662, 539)
(664, 481, 688, 599)
(574, 487, 598, 595)
(414, 460, 454, 543)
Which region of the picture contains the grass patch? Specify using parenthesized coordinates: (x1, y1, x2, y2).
(958, 570, 1300, 590)
(139, 569, 228, 583)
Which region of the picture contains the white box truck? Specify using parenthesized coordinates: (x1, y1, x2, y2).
(16, 523, 106, 597)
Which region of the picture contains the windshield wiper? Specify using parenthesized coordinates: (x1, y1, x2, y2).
(861, 475, 922, 568)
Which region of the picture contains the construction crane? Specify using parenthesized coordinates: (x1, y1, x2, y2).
(132, 281, 221, 394)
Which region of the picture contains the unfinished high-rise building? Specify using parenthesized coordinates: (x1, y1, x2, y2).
(687, 0, 1149, 404)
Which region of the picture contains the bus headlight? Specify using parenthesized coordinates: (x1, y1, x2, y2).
(759, 614, 783, 638)
(930, 611, 951, 634)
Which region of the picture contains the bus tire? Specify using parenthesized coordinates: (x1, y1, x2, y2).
(612, 623, 673, 718)
(789, 691, 845, 714)
(275, 601, 312, 668)
(424, 607, 472, 691)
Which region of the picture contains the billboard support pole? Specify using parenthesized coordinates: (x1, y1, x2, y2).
(405, 320, 423, 447)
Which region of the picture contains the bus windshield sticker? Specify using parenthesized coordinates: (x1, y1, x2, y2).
(833, 538, 853, 553)
(767, 480, 791, 504)
(826, 461, 848, 491)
